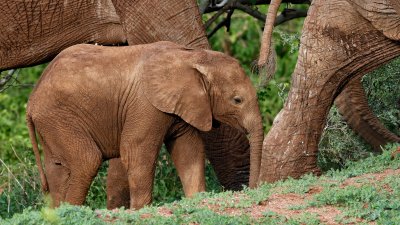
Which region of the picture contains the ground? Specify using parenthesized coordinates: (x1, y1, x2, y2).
(2, 147, 400, 224)
(101, 168, 399, 224)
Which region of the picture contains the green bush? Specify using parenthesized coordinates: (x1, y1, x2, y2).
(0, 154, 44, 219)
(0, 66, 44, 162)
(318, 57, 400, 170)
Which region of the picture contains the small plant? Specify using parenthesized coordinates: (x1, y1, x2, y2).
(0, 151, 44, 219)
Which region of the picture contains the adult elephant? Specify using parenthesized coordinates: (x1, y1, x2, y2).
(257, 0, 400, 183)
(2, 0, 253, 206)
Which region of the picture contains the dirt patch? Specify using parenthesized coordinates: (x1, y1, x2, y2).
(340, 168, 400, 189)
(211, 191, 343, 224)
(194, 169, 398, 224)
(96, 168, 398, 224)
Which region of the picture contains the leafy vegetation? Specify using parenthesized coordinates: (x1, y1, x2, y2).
(2, 145, 399, 224)
(318, 57, 400, 170)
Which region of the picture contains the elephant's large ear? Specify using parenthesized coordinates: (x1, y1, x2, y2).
(141, 58, 213, 132)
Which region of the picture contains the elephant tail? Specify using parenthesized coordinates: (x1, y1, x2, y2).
(26, 114, 49, 193)
(257, 0, 281, 84)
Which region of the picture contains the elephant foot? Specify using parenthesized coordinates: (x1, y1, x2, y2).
(259, 110, 321, 184)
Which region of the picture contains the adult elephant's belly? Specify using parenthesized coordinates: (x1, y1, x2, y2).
(0, 0, 127, 70)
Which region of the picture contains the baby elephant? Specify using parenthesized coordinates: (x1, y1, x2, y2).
(26, 41, 263, 209)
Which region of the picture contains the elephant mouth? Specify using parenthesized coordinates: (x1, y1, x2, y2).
(212, 118, 248, 135)
(212, 119, 221, 128)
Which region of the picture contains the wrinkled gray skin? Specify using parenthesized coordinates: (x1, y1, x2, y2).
(259, 0, 400, 183)
(3, 0, 253, 208)
(27, 42, 264, 209)
(0, 0, 209, 69)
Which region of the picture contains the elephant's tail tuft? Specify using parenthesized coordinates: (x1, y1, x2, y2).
(257, 0, 281, 86)
(26, 114, 49, 193)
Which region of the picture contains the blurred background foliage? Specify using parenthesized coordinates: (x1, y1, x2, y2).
(1, 3, 399, 219)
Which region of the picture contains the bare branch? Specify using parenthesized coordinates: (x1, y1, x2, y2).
(275, 8, 308, 25)
(208, 17, 230, 38)
(233, 2, 266, 21)
(207, 9, 235, 38)
(205, 6, 230, 29)
(0, 70, 18, 92)
(205, 0, 308, 31)
(204, 0, 310, 13)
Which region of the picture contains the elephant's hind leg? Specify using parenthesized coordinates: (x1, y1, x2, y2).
(41, 129, 102, 206)
(106, 158, 130, 210)
(63, 138, 102, 205)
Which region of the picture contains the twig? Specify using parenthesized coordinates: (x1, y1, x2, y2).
(204, 0, 310, 13)
(0, 158, 27, 195)
(205, 0, 308, 33)
(233, 2, 266, 21)
(207, 14, 231, 38)
(0, 70, 17, 91)
(275, 8, 308, 25)
(205, 7, 229, 29)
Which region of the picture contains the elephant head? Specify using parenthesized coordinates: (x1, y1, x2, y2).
(140, 44, 264, 188)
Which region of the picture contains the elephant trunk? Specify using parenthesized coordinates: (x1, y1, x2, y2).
(246, 111, 264, 188)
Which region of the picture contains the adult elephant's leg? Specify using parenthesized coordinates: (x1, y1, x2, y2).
(260, 0, 400, 183)
(200, 124, 250, 191)
(165, 126, 205, 197)
(106, 158, 130, 209)
(111, 0, 210, 49)
(335, 77, 400, 151)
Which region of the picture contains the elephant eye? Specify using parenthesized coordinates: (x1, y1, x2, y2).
(233, 96, 243, 104)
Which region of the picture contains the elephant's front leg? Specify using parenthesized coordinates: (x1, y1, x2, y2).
(119, 115, 171, 209)
(165, 126, 205, 197)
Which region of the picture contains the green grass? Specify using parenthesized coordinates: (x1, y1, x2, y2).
(2, 144, 399, 224)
